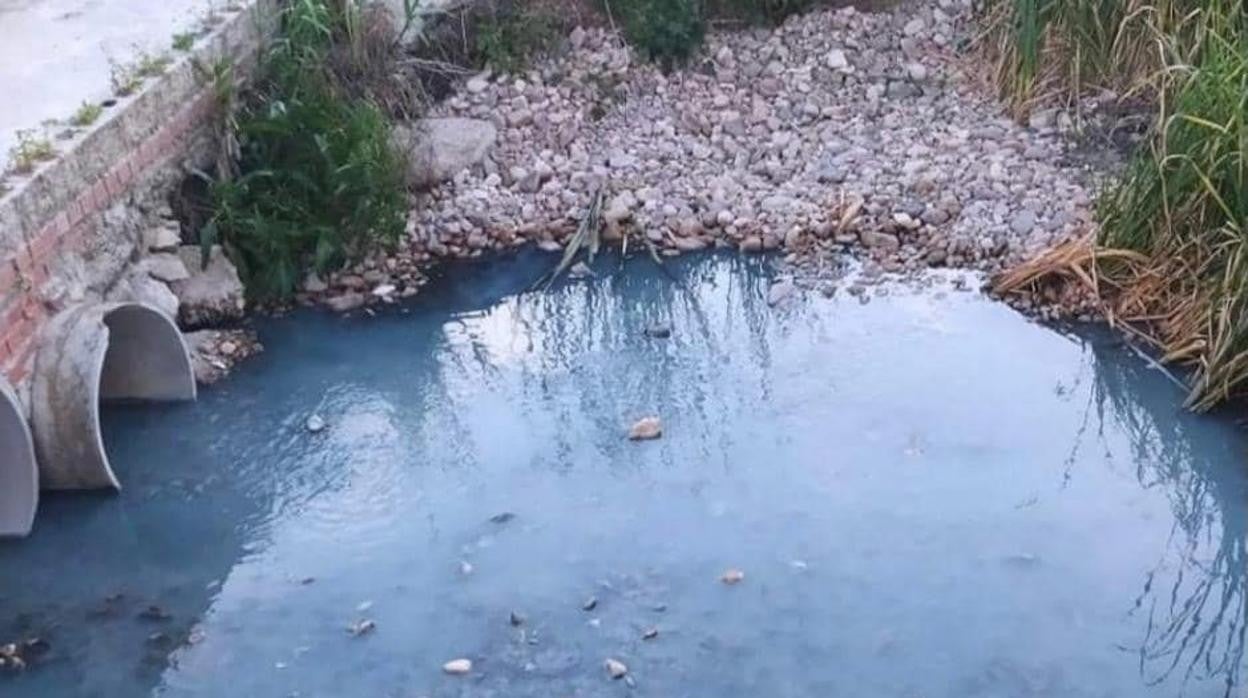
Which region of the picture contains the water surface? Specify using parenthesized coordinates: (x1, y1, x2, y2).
(2, 251, 1245, 697)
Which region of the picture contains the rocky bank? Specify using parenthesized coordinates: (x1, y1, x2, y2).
(306, 0, 1099, 310)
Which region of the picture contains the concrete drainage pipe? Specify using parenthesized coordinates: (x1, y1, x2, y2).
(0, 378, 38, 537)
(31, 303, 197, 491)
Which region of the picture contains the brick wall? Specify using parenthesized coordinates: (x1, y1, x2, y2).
(0, 0, 275, 388)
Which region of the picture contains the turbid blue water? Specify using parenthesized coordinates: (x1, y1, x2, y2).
(1, 251, 1245, 698)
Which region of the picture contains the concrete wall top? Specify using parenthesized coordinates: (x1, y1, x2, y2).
(0, 0, 278, 387)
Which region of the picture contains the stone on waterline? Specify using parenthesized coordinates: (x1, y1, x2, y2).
(170, 246, 245, 329)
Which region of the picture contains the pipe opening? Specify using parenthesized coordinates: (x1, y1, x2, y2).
(0, 379, 37, 537)
(32, 303, 196, 492)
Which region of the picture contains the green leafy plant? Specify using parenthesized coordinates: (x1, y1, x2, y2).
(474, 8, 559, 74)
(612, 0, 706, 68)
(70, 101, 104, 127)
(7, 129, 55, 174)
(713, 0, 814, 24)
(203, 0, 406, 299)
(173, 32, 197, 51)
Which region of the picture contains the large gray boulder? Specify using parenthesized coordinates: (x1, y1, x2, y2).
(394, 118, 498, 189)
(170, 245, 246, 329)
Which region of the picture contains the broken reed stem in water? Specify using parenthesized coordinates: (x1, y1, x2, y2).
(539, 187, 604, 289)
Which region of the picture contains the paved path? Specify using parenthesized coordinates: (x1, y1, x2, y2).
(0, 0, 208, 169)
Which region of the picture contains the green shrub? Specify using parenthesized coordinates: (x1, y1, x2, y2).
(203, 0, 406, 299)
(713, 0, 814, 24)
(612, 0, 706, 68)
(474, 8, 559, 74)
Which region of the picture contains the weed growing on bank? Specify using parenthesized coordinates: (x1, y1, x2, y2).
(203, 0, 406, 299)
(986, 1, 1248, 409)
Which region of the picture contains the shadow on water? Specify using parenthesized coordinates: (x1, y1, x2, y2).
(0, 248, 1244, 697)
(1058, 331, 1247, 697)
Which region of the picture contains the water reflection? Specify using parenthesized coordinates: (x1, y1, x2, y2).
(1060, 332, 1247, 696)
(0, 250, 1244, 697)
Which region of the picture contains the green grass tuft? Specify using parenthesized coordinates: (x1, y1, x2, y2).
(203, 0, 407, 300)
(70, 101, 104, 127)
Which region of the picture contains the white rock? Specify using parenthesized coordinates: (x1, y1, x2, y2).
(628, 416, 662, 440)
(604, 658, 628, 679)
(144, 224, 182, 253)
(170, 246, 245, 328)
(443, 658, 473, 675)
(826, 49, 849, 70)
(305, 414, 326, 433)
(143, 253, 190, 283)
(394, 118, 498, 190)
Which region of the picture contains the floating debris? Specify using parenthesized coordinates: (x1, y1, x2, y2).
(305, 414, 326, 433)
(581, 596, 598, 611)
(509, 611, 526, 627)
(604, 657, 629, 679)
(628, 417, 663, 440)
(137, 605, 172, 622)
(644, 323, 672, 339)
(347, 619, 376, 637)
(642, 627, 659, 640)
(720, 569, 745, 585)
(489, 511, 516, 524)
(442, 658, 472, 675)
(458, 560, 475, 576)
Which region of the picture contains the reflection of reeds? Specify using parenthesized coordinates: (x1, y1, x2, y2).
(1075, 335, 1247, 695)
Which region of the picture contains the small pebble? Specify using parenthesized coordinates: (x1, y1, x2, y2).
(305, 414, 326, 433)
(348, 619, 376, 637)
(604, 657, 629, 679)
(628, 416, 662, 440)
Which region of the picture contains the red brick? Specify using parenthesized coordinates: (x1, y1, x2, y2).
(4, 337, 37, 385)
(0, 260, 18, 294)
(71, 189, 93, 224)
(28, 228, 61, 263)
(28, 262, 50, 289)
(88, 178, 108, 211)
(44, 210, 70, 240)
(1, 314, 37, 353)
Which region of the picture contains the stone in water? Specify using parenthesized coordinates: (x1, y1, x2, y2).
(443, 658, 472, 675)
(348, 619, 376, 637)
(305, 414, 326, 433)
(629, 417, 662, 440)
(604, 658, 628, 679)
